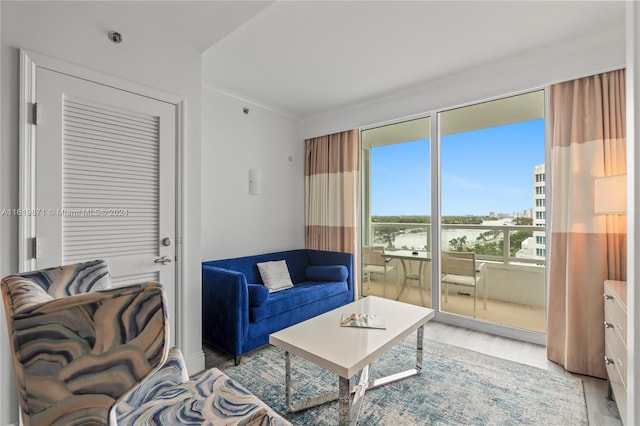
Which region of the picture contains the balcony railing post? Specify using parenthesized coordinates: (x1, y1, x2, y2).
(503, 229, 510, 265)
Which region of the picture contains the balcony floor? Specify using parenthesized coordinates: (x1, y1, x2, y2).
(361, 277, 546, 333)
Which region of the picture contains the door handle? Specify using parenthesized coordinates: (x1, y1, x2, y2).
(154, 255, 173, 265)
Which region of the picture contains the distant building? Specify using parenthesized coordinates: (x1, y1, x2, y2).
(516, 164, 545, 260)
(516, 236, 536, 258)
(532, 164, 546, 259)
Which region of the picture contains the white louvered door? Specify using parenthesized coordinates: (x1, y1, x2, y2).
(34, 67, 176, 331)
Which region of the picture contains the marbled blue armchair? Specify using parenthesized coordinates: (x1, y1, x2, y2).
(2, 260, 289, 426)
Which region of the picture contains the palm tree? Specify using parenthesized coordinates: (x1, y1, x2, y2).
(448, 236, 468, 251)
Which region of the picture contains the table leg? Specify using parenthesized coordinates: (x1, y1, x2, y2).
(416, 325, 424, 371)
(338, 376, 351, 425)
(417, 261, 426, 306)
(284, 328, 425, 424)
(395, 259, 410, 301)
(365, 325, 424, 388)
(285, 351, 292, 408)
(396, 259, 426, 306)
(483, 269, 488, 309)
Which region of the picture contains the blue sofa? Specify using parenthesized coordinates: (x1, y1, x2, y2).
(202, 249, 354, 363)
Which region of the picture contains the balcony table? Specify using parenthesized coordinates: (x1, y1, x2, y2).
(384, 250, 431, 305)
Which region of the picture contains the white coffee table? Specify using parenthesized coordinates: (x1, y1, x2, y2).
(269, 296, 434, 425)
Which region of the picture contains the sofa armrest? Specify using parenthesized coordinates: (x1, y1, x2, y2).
(247, 283, 269, 306)
(202, 266, 250, 355)
(306, 250, 354, 296)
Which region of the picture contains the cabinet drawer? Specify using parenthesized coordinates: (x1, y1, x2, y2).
(603, 280, 627, 424)
(604, 284, 627, 346)
(605, 339, 627, 424)
(604, 326, 627, 388)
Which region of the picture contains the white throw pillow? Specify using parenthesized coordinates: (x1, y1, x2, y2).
(257, 260, 294, 293)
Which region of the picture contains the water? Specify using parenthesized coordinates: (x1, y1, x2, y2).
(376, 219, 509, 250)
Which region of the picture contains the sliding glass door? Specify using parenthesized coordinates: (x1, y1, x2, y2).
(438, 91, 546, 334)
(361, 117, 431, 305)
(361, 90, 547, 342)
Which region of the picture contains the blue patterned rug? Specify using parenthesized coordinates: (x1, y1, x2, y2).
(218, 336, 587, 425)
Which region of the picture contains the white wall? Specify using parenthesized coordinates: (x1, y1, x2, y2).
(0, 3, 203, 424)
(201, 87, 305, 261)
(302, 28, 626, 139)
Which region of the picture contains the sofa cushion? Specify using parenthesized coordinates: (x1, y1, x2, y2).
(203, 250, 312, 284)
(305, 265, 348, 282)
(247, 284, 269, 306)
(249, 281, 348, 323)
(257, 260, 293, 293)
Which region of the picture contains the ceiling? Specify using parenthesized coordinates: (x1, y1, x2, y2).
(201, 1, 625, 119)
(76, 1, 627, 120)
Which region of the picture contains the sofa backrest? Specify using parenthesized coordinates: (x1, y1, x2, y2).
(202, 250, 311, 284)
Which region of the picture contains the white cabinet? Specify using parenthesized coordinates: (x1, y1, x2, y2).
(604, 280, 627, 424)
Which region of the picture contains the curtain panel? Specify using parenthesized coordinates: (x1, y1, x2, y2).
(304, 129, 360, 256)
(547, 69, 626, 378)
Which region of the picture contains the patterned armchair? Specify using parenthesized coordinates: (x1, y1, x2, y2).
(1, 260, 289, 426)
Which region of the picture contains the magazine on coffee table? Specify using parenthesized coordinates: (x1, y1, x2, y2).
(340, 313, 386, 329)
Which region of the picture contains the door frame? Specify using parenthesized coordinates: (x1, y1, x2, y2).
(18, 49, 186, 347)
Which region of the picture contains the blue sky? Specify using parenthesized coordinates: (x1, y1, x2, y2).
(370, 119, 545, 216)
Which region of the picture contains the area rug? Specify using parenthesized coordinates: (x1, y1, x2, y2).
(218, 336, 587, 425)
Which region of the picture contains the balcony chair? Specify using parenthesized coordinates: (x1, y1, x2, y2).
(362, 245, 397, 296)
(1, 259, 289, 426)
(441, 251, 487, 315)
(404, 258, 427, 306)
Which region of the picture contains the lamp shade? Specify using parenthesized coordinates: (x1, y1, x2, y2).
(594, 174, 626, 214)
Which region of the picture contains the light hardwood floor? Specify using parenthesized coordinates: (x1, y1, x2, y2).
(203, 314, 622, 425)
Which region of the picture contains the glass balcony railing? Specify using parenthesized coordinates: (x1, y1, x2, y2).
(369, 222, 544, 265)
(364, 222, 546, 333)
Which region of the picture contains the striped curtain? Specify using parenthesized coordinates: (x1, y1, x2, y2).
(547, 69, 626, 378)
(305, 129, 360, 255)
